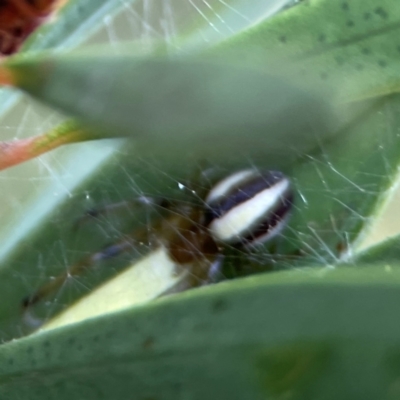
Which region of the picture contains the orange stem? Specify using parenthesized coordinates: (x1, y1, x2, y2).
(0, 63, 15, 85)
(0, 121, 95, 170)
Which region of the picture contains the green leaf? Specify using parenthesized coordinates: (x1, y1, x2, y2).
(2, 267, 400, 399)
(22, 0, 130, 52)
(216, 0, 400, 102)
(287, 95, 400, 264)
(6, 53, 336, 166)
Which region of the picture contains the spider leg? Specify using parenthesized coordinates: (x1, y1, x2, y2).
(158, 253, 221, 298)
(22, 226, 158, 310)
(166, 214, 222, 288)
(207, 253, 225, 282)
(22, 179, 221, 315)
(23, 198, 189, 311)
(74, 196, 171, 229)
(182, 253, 221, 289)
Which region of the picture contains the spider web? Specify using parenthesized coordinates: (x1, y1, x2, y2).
(0, 0, 397, 337)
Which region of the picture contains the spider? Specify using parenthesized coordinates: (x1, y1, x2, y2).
(0, 0, 58, 55)
(22, 168, 294, 312)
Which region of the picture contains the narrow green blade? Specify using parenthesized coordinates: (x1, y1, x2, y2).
(353, 233, 400, 264)
(1, 267, 400, 399)
(8, 54, 335, 168)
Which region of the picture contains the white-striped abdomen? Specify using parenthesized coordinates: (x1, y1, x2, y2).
(205, 169, 293, 247)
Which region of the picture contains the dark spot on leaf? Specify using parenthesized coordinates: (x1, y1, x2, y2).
(335, 56, 345, 66)
(384, 347, 400, 376)
(7, 358, 14, 365)
(67, 337, 76, 346)
(27, 346, 33, 354)
(397, 45, 400, 53)
(279, 35, 287, 44)
(105, 331, 114, 339)
(341, 2, 349, 11)
(193, 322, 208, 332)
(320, 72, 328, 80)
(346, 20, 355, 27)
(56, 381, 67, 390)
(361, 48, 370, 55)
(318, 34, 326, 43)
(374, 7, 388, 19)
(364, 12, 371, 20)
(255, 342, 333, 396)
(127, 322, 139, 333)
(378, 60, 387, 68)
(212, 298, 228, 313)
(43, 340, 50, 347)
(142, 337, 155, 350)
(93, 335, 99, 343)
(173, 382, 183, 393)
